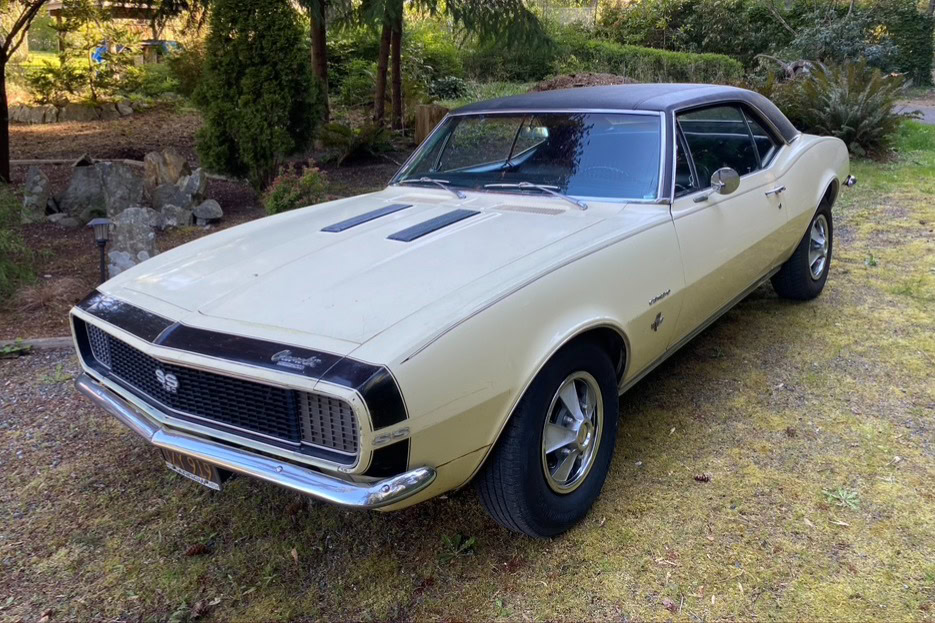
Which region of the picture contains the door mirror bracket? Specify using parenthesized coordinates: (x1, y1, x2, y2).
(693, 167, 741, 203)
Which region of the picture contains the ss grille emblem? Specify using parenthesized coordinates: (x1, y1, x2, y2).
(155, 368, 179, 394)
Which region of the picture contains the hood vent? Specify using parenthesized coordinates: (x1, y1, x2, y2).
(387, 209, 479, 242)
(321, 203, 412, 233)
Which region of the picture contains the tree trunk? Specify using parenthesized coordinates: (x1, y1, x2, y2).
(0, 59, 9, 184)
(309, 2, 329, 122)
(390, 24, 402, 131)
(373, 21, 391, 125)
(929, 0, 935, 17)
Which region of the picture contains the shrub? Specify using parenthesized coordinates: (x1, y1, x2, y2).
(120, 62, 180, 99)
(166, 38, 206, 98)
(430, 76, 468, 100)
(339, 59, 376, 107)
(320, 122, 392, 166)
(763, 60, 916, 156)
(0, 185, 35, 299)
(262, 167, 328, 215)
(779, 9, 899, 73)
(461, 21, 743, 84)
(24, 54, 86, 106)
(194, 0, 322, 190)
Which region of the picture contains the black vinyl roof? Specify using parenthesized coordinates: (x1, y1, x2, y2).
(453, 83, 799, 144)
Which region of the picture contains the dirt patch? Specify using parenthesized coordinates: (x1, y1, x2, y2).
(532, 73, 635, 92)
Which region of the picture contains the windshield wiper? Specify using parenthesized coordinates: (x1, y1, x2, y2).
(398, 177, 466, 200)
(484, 182, 588, 210)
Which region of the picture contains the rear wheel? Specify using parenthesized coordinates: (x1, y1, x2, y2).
(475, 341, 618, 538)
(772, 204, 833, 300)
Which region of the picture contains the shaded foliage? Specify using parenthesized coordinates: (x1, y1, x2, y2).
(194, 0, 321, 190)
(262, 167, 328, 215)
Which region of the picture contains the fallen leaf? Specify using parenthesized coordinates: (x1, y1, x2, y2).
(185, 543, 209, 557)
(290, 547, 298, 565)
(804, 517, 815, 528)
(661, 597, 677, 612)
(785, 426, 797, 438)
(694, 473, 711, 483)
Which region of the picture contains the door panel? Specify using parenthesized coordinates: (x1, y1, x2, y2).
(668, 105, 789, 346)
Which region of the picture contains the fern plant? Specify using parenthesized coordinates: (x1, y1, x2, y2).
(320, 123, 393, 166)
(799, 60, 918, 156)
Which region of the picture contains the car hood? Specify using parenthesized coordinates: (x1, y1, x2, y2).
(106, 189, 609, 349)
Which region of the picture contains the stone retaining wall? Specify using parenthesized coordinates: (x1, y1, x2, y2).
(9, 101, 134, 125)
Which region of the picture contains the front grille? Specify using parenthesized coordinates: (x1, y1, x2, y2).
(87, 324, 111, 369)
(300, 394, 358, 454)
(79, 320, 358, 460)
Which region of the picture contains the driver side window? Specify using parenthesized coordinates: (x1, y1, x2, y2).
(677, 105, 759, 188)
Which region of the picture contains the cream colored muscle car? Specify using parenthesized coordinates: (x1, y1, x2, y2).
(72, 84, 855, 537)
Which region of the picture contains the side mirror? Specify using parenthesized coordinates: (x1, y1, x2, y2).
(711, 167, 740, 195)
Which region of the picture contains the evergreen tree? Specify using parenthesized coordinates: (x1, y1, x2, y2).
(194, 0, 320, 190)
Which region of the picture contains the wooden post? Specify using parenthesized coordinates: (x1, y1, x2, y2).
(414, 104, 449, 145)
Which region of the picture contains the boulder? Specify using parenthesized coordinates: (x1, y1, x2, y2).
(193, 199, 223, 225)
(9, 104, 25, 123)
(108, 250, 137, 277)
(152, 182, 193, 213)
(59, 165, 106, 223)
(98, 106, 120, 122)
(21, 167, 51, 224)
(56, 216, 82, 229)
(116, 101, 134, 116)
(60, 102, 101, 123)
(110, 207, 161, 273)
(98, 161, 144, 217)
(143, 151, 166, 194)
(48, 213, 67, 224)
(161, 204, 193, 228)
(163, 148, 191, 184)
(176, 168, 207, 202)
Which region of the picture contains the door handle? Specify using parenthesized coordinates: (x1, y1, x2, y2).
(764, 185, 786, 197)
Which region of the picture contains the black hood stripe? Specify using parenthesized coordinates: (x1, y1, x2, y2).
(321, 203, 412, 232)
(75, 291, 407, 429)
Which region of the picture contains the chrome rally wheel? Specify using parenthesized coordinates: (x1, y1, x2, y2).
(541, 372, 603, 493)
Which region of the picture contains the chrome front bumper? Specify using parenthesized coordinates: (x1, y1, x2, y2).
(75, 374, 436, 509)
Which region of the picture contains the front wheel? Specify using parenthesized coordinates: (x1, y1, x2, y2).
(475, 341, 618, 538)
(772, 204, 833, 300)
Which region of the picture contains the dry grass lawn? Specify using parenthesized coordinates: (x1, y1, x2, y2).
(1, 123, 934, 622)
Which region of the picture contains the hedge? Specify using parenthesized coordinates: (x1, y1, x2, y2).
(463, 27, 743, 84)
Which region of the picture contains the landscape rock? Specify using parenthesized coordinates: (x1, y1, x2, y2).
(177, 167, 207, 201)
(56, 216, 82, 229)
(116, 101, 134, 116)
(110, 207, 161, 274)
(98, 161, 144, 217)
(193, 199, 223, 225)
(107, 250, 142, 277)
(98, 105, 120, 122)
(59, 164, 105, 223)
(60, 102, 101, 123)
(21, 167, 51, 224)
(161, 204, 193, 228)
(152, 182, 193, 212)
(163, 148, 191, 185)
(142, 151, 166, 194)
(48, 213, 67, 224)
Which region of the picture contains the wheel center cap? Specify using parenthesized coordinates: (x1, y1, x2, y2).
(576, 421, 593, 451)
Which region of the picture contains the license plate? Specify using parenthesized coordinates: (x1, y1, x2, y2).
(161, 448, 222, 491)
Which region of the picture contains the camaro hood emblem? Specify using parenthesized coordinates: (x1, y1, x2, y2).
(271, 350, 323, 371)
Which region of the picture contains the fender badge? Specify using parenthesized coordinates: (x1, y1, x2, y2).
(649, 289, 671, 306)
(651, 313, 664, 332)
(271, 350, 323, 371)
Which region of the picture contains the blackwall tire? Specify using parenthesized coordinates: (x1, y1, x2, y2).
(475, 340, 618, 538)
(771, 204, 833, 301)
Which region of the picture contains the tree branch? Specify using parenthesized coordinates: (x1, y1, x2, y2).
(764, 0, 796, 37)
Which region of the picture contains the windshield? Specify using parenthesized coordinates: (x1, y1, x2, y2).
(393, 112, 662, 201)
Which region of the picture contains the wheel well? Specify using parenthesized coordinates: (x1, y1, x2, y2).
(822, 180, 839, 209)
(565, 326, 628, 385)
